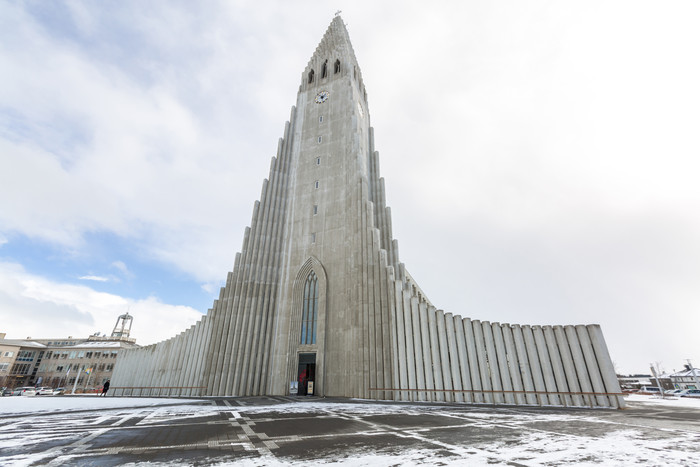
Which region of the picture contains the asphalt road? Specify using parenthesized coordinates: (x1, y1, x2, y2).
(1, 396, 699, 466)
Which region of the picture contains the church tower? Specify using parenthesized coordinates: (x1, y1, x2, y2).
(110, 16, 624, 408)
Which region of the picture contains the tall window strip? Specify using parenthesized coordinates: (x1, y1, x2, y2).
(300, 271, 318, 345)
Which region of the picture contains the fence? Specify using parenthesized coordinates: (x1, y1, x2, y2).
(369, 387, 626, 408)
(110, 386, 207, 397)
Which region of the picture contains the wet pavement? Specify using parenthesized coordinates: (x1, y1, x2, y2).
(1, 396, 699, 466)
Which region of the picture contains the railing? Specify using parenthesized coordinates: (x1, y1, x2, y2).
(110, 386, 207, 397)
(368, 387, 626, 408)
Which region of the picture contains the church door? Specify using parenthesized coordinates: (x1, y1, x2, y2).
(297, 353, 316, 396)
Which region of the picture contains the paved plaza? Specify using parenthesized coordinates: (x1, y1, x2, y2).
(1, 396, 699, 466)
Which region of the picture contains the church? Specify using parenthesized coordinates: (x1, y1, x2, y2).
(110, 16, 624, 409)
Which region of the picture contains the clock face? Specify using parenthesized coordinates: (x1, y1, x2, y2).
(357, 102, 364, 118)
(315, 90, 329, 104)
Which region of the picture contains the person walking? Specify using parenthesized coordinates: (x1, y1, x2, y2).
(101, 380, 110, 397)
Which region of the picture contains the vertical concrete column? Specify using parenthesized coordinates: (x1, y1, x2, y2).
(403, 292, 417, 401)
(364, 223, 378, 400)
(565, 325, 594, 407)
(437, 310, 454, 402)
(419, 302, 435, 401)
(502, 325, 525, 405)
(388, 273, 401, 401)
(482, 321, 503, 404)
(512, 325, 537, 405)
(231, 206, 262, 395)
(175, 327, 195, 395)
(463, 319, 483, 403)
(211, 272, 235, 394)
(410, 297, 426, 401)
(553, 325, 584, 406)
(222, 256, 247, 395)
(472, 320, 492, 403)
(533, 326, 560, 405)
(588, 325, 625, 408)
(171, 332, 189, 394)
(543, 326, 571, 406)
(143, 342, 162, 391)
(576, 325, 608, 407)
(195, 316, 213, 396)
(136, 346, 155, 391)
(445, 313, 463, 402)
(522, 325, 548, 405)
(427, 305, 444, 402)
(454, 315, 472, 403)
(378, 252, 394, 399)
(492, 323, 514, 404)
(393, 282, 409, 400)
(183, 321, 202, 397)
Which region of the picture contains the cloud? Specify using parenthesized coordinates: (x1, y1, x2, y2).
(78, 275, 109, 282)
(0, 1, 699, 375)
(0, 261, 201, 346)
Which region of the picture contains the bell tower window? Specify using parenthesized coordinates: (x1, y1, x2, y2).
(321, 60, 328, 79)
(300, 271, 318, 345)
(308, 69, 315, 83)
(334, 59, 340, 74)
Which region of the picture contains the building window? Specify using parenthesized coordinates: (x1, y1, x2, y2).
(308, 69, 314, 83)
(311, 232, 316, 243)
(2, 351, 13, 358)
(86, 352, 93, 359)
(317, 136, 322, 143)
(334, 59, 340, 74)
(0, 363, 8, 372)
(315, 180, 319, 189)
(313, 205, 318, 215)
(319, 115, 323, 123)
(316, 157, 321, 165)
(300, 271, 318, 345)
(321, 60, 328, 79)
(17, 351, 35, 362)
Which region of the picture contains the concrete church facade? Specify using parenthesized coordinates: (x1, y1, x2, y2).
(110, 16, 624, 409)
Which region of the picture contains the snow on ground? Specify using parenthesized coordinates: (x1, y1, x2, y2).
(625, 393, 700, 407)
(0, 395, 201, 415)
(1, 395, 699, 466)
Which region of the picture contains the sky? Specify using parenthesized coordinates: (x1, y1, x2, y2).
(0, 1, 698, 375)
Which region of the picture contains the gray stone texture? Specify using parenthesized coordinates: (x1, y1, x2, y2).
(110, 16, 624, 408)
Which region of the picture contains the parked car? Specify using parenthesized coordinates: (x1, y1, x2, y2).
(12, 387, 37, 396)
(678, 389, 700, 398)
(664, 389, 683, 395)
(53, 387, 65, 396)
(36, 387, 54, 396)
(638, 386, 662, 394)
(1, 387, 12, 396)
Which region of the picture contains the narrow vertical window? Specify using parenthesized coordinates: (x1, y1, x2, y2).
(317, 136, 322, 143)
(316, 157, 321, 165)
(319, 115, 323, 123)
(308, 69, 315, 83)
(321, 60, 328, 78)
(311, 232, 316, 243)
(314, 180, 319, 189)
(334, 59, 341, 74)
(313, 205, 318, 215)
(300, 271, 318, 344)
